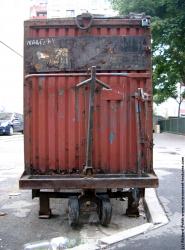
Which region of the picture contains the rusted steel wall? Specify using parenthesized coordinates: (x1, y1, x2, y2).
(24, 17, 153, 175)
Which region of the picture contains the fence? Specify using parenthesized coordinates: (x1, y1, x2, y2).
(159, 117, 185, 135)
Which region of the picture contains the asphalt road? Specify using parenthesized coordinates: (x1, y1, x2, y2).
(0, 133, 146, 250)
(113, 133, 185, 250)
(0, 132, 184, 250)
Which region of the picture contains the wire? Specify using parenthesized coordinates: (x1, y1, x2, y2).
(0, 40, 23, 58)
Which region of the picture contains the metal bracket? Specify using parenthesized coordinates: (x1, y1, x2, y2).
(134, 88, 151, 102)
(142, 18, 150, 27)
(133, 88, 151, 175)
(76, 66, 111, 175)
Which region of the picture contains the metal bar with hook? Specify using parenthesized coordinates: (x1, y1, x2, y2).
(133, 88, 152, 176)
(76, 66, 111, 175)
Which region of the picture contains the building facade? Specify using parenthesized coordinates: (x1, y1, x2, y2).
(30, 0, 116, 19)
(30, 0, 48, 19)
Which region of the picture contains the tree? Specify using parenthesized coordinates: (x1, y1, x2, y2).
(171, 84, 185, 117)
(110, 0, 185, 112)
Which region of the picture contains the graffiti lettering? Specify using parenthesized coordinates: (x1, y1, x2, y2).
(26, 38, 55, 47)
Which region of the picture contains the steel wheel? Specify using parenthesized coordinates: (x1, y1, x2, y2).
(98, 198, 112, 226)
(68, 196, 79, 227)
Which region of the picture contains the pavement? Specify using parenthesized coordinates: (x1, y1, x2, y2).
(0, 132, 184, 250)
(0, 133, 146, 250)
(109, 133, 185, 250)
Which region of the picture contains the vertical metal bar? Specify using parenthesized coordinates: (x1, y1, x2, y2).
(39, 193, 51, 218)
(75, 66, 111, 174)
(85, 66, 96, 169)
(144, 98, 149, 173)
(135, 93, 142, 176)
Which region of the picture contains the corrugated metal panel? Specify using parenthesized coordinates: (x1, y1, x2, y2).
(24, 16, 153, 175)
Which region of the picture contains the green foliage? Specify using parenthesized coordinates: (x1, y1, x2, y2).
(110, 0, 185, 104)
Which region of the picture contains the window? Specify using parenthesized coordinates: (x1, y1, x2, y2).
(37, 11, 47, 17)
(66, 10, 75, 17)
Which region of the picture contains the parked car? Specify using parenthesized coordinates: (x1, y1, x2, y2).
(0, 112, 23, 135)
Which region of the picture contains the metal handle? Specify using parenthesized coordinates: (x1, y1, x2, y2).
(76, 66, 111, 175)
(75, 13, 94, 30)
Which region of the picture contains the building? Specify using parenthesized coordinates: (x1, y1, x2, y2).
(47, 0, 116, 18)
(30, 0, 48, 19)
(30, 0, 117, 19)
(180, 100, 185, 117)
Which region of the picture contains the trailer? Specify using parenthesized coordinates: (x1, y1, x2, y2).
(19, 13, 158, 226)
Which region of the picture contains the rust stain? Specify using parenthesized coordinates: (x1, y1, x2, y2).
(34, 63, 42, 71)
(38, 79, 43, 92)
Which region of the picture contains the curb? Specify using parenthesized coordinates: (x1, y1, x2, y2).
(70, 188, 169, 250)
(144, 188, 169, 229)
(98, 223, 153, 249)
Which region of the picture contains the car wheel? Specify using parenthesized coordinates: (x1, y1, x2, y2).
(8, 126, 14, 136)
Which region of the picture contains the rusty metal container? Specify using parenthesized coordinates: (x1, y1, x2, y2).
(20, 13, 158, 225)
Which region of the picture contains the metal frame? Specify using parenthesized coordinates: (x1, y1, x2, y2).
(19, 172, 158, 190)
(25, 72, 150, 80)
(25, 15, 151, 29)
(31, 188, 145, 220)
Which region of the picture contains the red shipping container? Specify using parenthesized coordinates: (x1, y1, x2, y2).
(20, 13, 158, 226)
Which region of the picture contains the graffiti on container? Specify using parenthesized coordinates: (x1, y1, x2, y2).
(47, 48, 69, 69)
(26, 38, 55, 46)
(35, 48, 70, 70)
(25, 36, 151, 72)
(37, 52, 49, 60)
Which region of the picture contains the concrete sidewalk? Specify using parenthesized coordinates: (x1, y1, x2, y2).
(1, 132, 182, 250)
(0, 134, 146, 250)
(108, 133, 185, 250)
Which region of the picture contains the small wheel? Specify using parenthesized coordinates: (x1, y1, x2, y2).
(68, 196, 79, 227)
(98, 198, 112, 226)
(8, 126, 14, 136)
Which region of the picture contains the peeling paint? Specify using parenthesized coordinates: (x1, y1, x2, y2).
(58, 88, 64, 96)
(38, 79, 43, 92)
(109, 132, 116, 144)
(37, 51, 49, 60)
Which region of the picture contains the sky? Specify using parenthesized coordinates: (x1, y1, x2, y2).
(0, 0, 182, 116)
(0, 0, 30, 113)
(0, 0, 114, 114)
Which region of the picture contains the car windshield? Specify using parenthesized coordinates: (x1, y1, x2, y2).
(0, 113, 13, 120)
